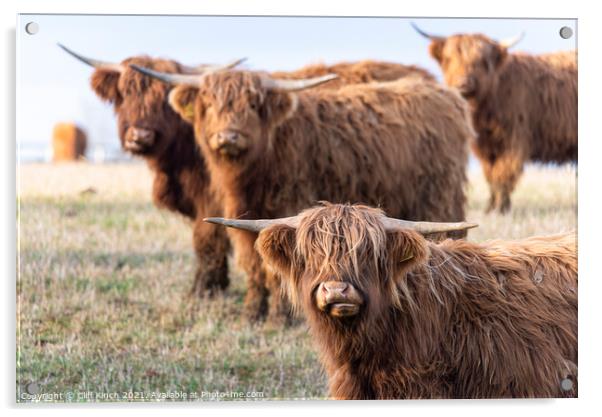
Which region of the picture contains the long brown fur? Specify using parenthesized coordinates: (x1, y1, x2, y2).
(170, 70, 473, 320)
(426, 33, 577, 213)
(255, 203, 578, 399)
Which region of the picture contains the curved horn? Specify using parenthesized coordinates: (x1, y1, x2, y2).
(180, 57, 247, 74)
(129, 64, 202, 86)
(381, 216, 478, 235)
(410, 22, 445, 42)
(206, 215, 476, 235)
(58, 43, 123, 72)
(204, 216, 300, 233)
(499, 32, 525, 49)
(261, 74, 338, 92)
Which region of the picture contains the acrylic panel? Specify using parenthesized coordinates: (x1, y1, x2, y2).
(16, 14, 577, 402)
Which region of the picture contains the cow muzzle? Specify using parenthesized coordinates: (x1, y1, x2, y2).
(210, 130, 249, 157)
(315, 281, 364, 318)
(124, 127, 156, 152)
(455, 76, 477, 98)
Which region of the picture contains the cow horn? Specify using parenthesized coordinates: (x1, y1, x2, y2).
(129, 64, 202, 85)
(410, 22, 445, 41)
(381, 216, 478, 234)
(180, 57, 247, 74)
(499, 32, 525, 49)
(262, 74, 338, 92)
(58, 43, 123, 72)
(130, 57, 245, 85)
(204, 216, 300, 232)
(205, 215, 476, 235)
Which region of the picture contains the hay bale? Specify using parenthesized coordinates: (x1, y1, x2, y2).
(52, 123, 87, 162)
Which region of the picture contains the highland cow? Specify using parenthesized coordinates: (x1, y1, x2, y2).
(412, 24, 577, 213)
(207, 203, 578, 399)
(132, 65, 474, 321)
(61, 44, 436, 297)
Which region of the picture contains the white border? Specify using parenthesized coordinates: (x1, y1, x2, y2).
(3, 1, 600, 416)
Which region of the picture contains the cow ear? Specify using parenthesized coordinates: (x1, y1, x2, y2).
(428, 39, 445, 63)
(256, 224, 297, 277)
(385, 229, 429, 280)
(260, 91, 297, 128)
(90, 69, 122, 104)
(168, 85, 200, 124)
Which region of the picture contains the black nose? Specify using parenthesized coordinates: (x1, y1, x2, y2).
(217, 131, 239, 146)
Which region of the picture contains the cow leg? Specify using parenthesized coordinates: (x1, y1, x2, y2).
(489, 153, 524, 214)
(243, 261, 269, 321)
(189, 219, 230, 297)
(477, 158, 500, 213)
(486, 187, 504, 214)
(229, 229, 269, 321)
(266, 269, 296, 326)
(485, 191, 499, 214)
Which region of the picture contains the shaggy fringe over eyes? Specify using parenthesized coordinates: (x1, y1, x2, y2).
(202, 71, 265, 113)
(288, 203, 412, 311)
(295, 203, 386, 279)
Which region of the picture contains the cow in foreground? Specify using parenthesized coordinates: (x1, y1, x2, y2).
(132, 65, 474, 321)
(208, 203, 578, 399)
(61, 44, 433, 297)
(412, 24, 577, 213)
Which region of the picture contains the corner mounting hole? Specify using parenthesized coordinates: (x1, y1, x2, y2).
(559, 26, 573, 39)
(561, 378, 574, 391)
(25, 22, 39, 35)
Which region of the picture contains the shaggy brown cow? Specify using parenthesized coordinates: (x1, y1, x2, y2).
(208, 203, 578, 399)
(412, 24, 577, 213)
(132, 65, 474, 321)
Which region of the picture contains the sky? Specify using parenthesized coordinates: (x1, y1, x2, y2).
(16, 15, 576, 162)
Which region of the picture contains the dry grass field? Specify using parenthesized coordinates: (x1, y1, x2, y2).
(16, 162, 577, 402)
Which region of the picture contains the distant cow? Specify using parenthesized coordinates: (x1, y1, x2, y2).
(208, 203, 578, 399)
(52, 122, 87, 162)
(412, 24, 577, 213)
(132, 65, 474, 321)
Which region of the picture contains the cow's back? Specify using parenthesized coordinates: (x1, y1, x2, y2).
(481, 232, 577, 360)
(432, 232, 577, 397)
(272, 60, 435, 90)
(275, 77, 472, 226)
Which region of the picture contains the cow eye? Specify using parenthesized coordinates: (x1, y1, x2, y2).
(483, 58, 494, 72)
